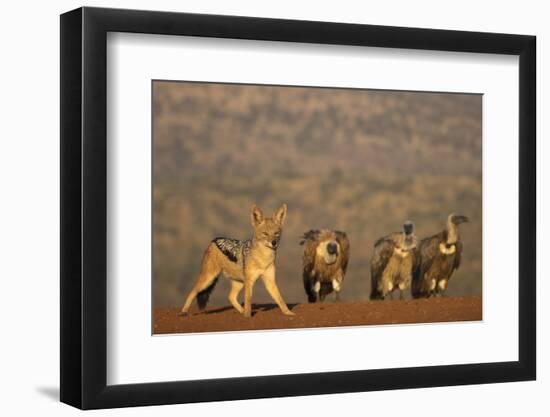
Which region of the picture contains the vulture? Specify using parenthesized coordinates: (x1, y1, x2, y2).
(370, 221, 419, 300)
(412, 213, 469, 298)
(300, 229, 350, 302)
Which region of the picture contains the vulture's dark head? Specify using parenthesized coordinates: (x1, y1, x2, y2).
(450, 214, 469, 225)
(403, 221, 414, 235)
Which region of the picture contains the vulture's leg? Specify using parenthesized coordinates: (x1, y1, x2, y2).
(398, 281, 407, 300)
(313, 281, 321, 302)
(307, 282, 317, 303)
(437, 279, 448, 297)
(332, 278, 342, 302)
(385, 279, 394, 300)
(429, 278, 437, 297)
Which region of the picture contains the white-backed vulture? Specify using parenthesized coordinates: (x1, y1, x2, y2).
(411, 213, 469, 298)
(300, 229, 350, 302)
(370, 221, 419, 300)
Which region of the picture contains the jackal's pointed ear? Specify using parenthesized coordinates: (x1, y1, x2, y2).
(273, 203, 288, 226)
(250, 204, 264, 227)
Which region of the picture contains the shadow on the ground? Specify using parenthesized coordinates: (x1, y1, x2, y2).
(202, 303, 299, 315)
(257, 303, 299, 312)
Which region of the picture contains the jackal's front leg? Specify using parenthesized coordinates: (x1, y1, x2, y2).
(262, 265, 294, 316)
(243, 271, 256, 318)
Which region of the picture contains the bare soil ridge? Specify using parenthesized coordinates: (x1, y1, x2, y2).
(153, 296, 482, 334)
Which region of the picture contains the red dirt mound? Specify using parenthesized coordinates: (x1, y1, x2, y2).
(153, 296, 482, 334)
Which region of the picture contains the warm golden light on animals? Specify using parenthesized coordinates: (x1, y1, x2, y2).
(300, 229, 350, 302)
(152, 81, 482, 334)
(178, 204, 294, 318)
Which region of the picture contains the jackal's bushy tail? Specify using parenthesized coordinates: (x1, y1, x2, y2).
(197, 276, 220, 310)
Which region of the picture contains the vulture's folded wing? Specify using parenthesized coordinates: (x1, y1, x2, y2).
(419, 232, 444, 274)
(300, 230, 320, 276)
(371, 237, 394, 281)
(335, 231, 350, 274)
(453, 240, 463, 272)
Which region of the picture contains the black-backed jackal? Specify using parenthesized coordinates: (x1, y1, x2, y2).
(178, 204, 294, 318)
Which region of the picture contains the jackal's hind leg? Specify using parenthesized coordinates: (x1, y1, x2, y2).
(179, 266, 220, 316)
(228, 280, 244, 314)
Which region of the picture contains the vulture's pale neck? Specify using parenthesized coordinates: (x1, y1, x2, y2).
(397, 231, 416, 251)
(446, 217, 458, 244)
(403, 233, 414, 249)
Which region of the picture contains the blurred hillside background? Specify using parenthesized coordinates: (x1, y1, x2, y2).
(153, 81, 482, 308)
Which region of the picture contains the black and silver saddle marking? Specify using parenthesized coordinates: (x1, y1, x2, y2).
(212, 237, 251, 263)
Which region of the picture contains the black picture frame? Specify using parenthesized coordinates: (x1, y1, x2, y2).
(60, 6, 536, 410)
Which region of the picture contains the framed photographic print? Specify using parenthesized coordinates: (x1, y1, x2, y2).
(60, 6, 536, 409)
